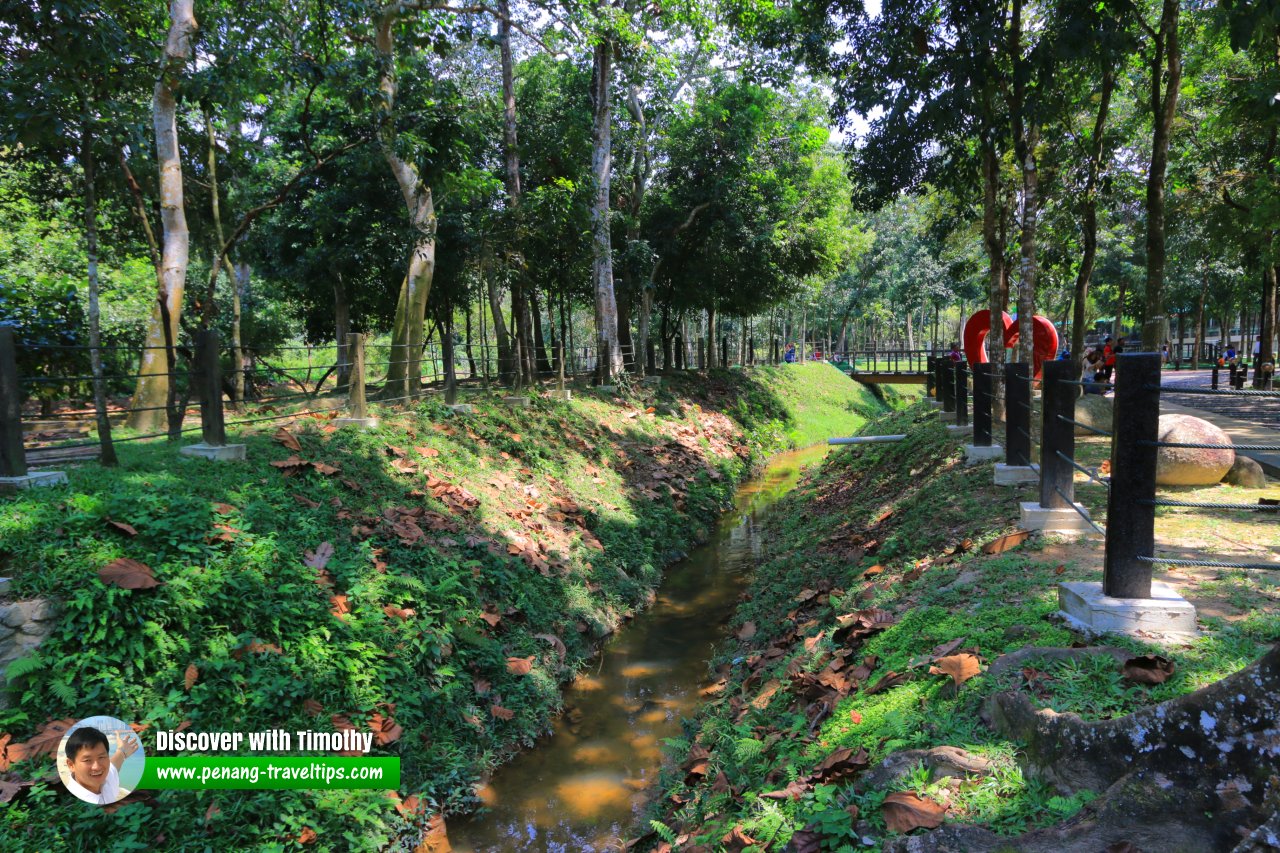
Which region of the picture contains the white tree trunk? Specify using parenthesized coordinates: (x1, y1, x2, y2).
(128, 0, 196, 431)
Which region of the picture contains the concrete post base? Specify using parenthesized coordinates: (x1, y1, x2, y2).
(594, 385, 617, 393)
(1058, 580, 1198, 638)
(503, 396, 531, 408)
(963, 443, 1003, 464)
(446, 404, 474, 415)
(946, 423, 973, 435)
(927, 400, 942, 408)
(546, 389, 572, 401)
(180, 443, 247, 462)
(641, 376, 661, 386)
(0, 471, 68, 491)
(994, 463, 1037, 485)
(939, 410, 958, 422)
(334, 417, 379, 429)
(1019, 500, 1098, 535)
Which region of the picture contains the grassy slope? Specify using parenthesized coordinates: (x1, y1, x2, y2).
(0, 365, 880, 852)
(646, 403, 1279, 850)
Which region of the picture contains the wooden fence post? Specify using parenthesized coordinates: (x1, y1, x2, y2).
(954, 361, 969, 426)
(196, 329, 227, 447)
(972, 363, 992, 446)
(1104, 353, 1161, 599)
(1004, 362, 1032, 467)
(1038, 360, 1077, 509)
(0, 328, 27, 478)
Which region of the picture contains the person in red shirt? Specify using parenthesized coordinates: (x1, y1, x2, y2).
(1101, 337, 1116, 382)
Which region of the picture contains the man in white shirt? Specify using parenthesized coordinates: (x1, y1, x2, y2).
(63, 726, 139, 805)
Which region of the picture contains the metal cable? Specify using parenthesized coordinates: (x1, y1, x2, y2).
(1055, 414, 1112, 437)
(1014, 426, 1033, 441)
(1138, 440, 1280, 451)
(1156, 386, 1280, 397)
(1052, 484, 1107, 535)
(1055, 450, 1111, 488)
(1137, 555, 1279, 570)
(22, 343, 177, 351)
(224, 408, 331, 427)
(20, 371, 185, 384)
(1140, 498, 1279, 512)
(1057, 379, 1115, 388)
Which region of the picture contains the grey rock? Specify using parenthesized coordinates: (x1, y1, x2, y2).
(1071, 394, 1113, 437)
(1223, 455, 1267, 488)
(1156, 414, 1235, 485)
(0, 605, 23, 629)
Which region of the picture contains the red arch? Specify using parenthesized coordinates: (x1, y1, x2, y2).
(962, 310, 1014, 366)
(962, 310, 1060, 378)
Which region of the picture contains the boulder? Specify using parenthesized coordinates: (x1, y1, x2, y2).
(1155, 414, 1235, 486)
(1071, 394, 1113, 437)
(1223, 455, 1267, 488)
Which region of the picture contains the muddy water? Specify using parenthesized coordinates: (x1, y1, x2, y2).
(451, 443, 829, 852)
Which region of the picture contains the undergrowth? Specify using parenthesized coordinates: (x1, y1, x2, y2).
(0, 365, 881, 852)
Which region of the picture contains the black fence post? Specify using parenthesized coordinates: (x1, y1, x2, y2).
(0, 327, 27, 478)
(926, 356, 936, 400)
(196, 329, 227, 448)
(1005, 362, 1032, 467)
(1039, 360, 1077, 509)
(954, 361, 969, 426)
(1211, 364, 1219, 390)
(941, 361, 956, 412)
(973, 363, 993, 446)
(1104, 353, 1161, 599)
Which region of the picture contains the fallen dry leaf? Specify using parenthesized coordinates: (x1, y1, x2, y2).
(1121, 655, 1175, 685)
(506, 656, 534, 676)
(929, 653, 982, 687)
(882, 790, 948, 832)
(418, 814, 450, 853)
(297, 826, 317, 845)
(736, 621, 757, 641)
(490, 705, 515, 721)
(183, 663, 198, 691)
(983, 530, 1031, 554)
(273, 427, 302, 452)
(303, 542, 334, 571)
(99, 558, 160, 590)
(105, 519, 137, 537)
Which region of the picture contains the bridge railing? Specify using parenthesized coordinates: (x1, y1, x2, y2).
(837, 350, 935, 375)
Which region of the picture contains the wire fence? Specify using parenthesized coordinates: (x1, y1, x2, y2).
(934, 351, 1280, 590)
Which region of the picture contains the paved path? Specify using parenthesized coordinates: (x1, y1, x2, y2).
(1157, 369, 1280, 476)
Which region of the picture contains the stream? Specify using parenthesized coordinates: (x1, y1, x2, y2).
(451, 443, 829, 852)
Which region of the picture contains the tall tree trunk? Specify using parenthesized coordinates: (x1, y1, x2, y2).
(532, 287, 552, 374)
(589, 33, 622, 380)
(376, 9, 435, 398)
(1072, 66, 1114, 360)
(128, 0, 196, 432)
(203, 109, 247, 407)
(1142, 0, 1182, 351)
(1009, 0, 1040, 367)
(706, 306, 717, 368)
(498, 0, 535, 385)
(81, 110, 117, 466)
(233, 262, 250, 395)
(981, 137, 1008, 418)
(1193, 273, 1206, 366)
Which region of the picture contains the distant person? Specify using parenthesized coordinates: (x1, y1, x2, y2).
(948, 342, 962, 363)
(1224, 343, 1238, 364)
(1100, 337, 1116, 383)
(1255, 336, 1263, 364)
(1161, 343, 1169, 365)
(1058, 346, 1070, 361)
(63, 726, 139, 805)
(784, 343, 796, 363)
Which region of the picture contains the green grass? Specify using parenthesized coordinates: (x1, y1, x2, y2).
(736, 363, 889, 448)
(0, 368, 886, 852)
(644, 402, 1277, 850)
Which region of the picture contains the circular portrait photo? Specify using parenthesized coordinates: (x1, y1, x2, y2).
(56, 716, 145, 806)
